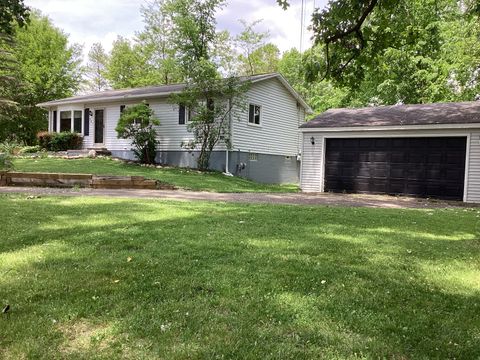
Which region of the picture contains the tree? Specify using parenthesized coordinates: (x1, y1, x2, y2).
(84, 42, 109, 92)
(235, 19, 273, 75)
(106, 36, 166, 89)
(115, 102, 160, 164)
(0, 0, 30, 35)
(168, 0, 249, 170)
(287, 0, 480, 87)
(0, 0, 30, 141)
(12, 12, 83, 142)
(278, 48, 347, 113)
(136, 0, 184, 84)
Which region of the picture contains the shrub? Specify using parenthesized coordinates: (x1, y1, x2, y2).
(37, 132, 83, 151)
(0, 140, 24, 155)
(19, 145, 41, 154)
(36, 131, 52, 150)
(0, 153, 13, 170)
(116, 102, 160, 164)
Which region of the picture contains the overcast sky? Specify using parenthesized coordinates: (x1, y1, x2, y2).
(25, 0, 327, 61)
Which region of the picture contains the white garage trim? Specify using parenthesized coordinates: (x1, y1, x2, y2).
(301, 123, 480, 133)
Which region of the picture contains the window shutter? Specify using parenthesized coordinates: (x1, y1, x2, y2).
(53, 110, 57, 132)
(84, 108, 90, 136)
(248, 104, 254, 123)
(179, 104, 185, 124)
(120, 105, 125, 113)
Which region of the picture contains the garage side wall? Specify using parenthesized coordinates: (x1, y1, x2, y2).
(300, 132, 323, 192)
(466, 131, 480, 202)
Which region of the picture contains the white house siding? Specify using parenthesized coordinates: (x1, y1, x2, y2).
(300, 128, 480, 203)
(232, 77, 302, 156)
(466, 131, 480, 202)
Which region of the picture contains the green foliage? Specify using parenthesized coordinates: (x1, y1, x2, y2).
(2, 12, 83, 143)
(0, 152, 13, 170)
(19, 145, 40, 153)
(0, 0, 30, 34)
(36, 131, 83, 152)
(115, 102, 160, 164)
(84, 42, 109, 92)
(301, 0, 480, 107)
(278, 48, 348, 114)
(136, 0, 184, 85)
(0, 139, 24, 155)
(167, 0, 249, 170)
(233, 20, 280, 76)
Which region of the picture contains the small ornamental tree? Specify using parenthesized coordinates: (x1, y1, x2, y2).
(115, 102, 160, 164)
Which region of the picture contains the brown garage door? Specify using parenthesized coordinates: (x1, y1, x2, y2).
(324, 137, 467, 200)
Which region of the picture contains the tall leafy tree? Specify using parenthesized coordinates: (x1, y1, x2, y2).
(12, 12, 82, 142)
(0, 0, 30, 140)
(235, 19, 279, 75)
(136, 0, 184, 84)
(168, 0, 249, 170)
(279, 48, 347, 113)
(106, 36, 165, 89)
(84, 42, 109, 92)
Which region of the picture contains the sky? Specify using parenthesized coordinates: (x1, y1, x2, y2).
(24, 0, 327, 62)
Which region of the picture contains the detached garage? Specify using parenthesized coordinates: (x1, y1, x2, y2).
(300, 101, 480, 203)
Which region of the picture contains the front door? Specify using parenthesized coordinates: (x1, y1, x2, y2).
(94, 109, 104, 144)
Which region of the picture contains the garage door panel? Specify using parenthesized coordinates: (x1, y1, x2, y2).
(324, 137, 466, 200)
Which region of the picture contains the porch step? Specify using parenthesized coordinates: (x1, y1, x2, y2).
(86, 148, 112, 156)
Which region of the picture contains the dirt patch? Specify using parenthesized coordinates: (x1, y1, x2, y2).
(0, 186, 477, 209)
(57, 319, 113, 355)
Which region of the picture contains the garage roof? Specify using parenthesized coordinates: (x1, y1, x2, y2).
(301, 101, 480, 129)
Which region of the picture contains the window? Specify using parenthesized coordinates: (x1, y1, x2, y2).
(179, 104, 191, 124)
(248, 104, 261, 125)
(60, 111, 71, 132)
(248, 153, 258, 161)
(59, 110, 84, 133)
(73, 110, 82, 133)
(179, 104, 186, 124)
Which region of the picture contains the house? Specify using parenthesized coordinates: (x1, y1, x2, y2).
(37, 73, 312, 184)
(299, 101, 480, 203)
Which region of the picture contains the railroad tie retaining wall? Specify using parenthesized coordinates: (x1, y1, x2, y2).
(0, 172, 175, 190)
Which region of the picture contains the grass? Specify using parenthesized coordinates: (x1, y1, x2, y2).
(0, 194, 479, 359)
(11, 157, 298, 193)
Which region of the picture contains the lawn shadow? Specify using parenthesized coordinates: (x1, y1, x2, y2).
(0, 196, 479, 359)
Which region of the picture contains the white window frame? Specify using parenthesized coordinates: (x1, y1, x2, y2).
(57, 108, 84, 135)
(248, 104, 261, 127)
(248, 152, 258, 161)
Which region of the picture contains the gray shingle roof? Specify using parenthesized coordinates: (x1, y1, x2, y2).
(301, 101, 480, 129)
(37, 73, 312, 112)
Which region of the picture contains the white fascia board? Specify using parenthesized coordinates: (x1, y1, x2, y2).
(300, 123, 480, 132)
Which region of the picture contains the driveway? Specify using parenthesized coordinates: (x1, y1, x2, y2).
(0, 186, 475, 209)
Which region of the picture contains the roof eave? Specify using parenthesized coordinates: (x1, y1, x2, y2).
(37, 91, 181, 108)
(300, 123, 480, 132)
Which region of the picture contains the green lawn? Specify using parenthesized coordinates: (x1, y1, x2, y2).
(12, 157, 298, 193)
(0, 195, 479, 359)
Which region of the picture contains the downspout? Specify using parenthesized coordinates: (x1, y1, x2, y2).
(223, 97, 233, 176)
